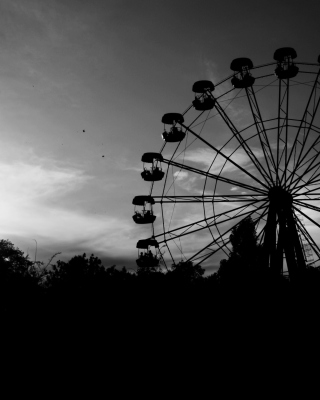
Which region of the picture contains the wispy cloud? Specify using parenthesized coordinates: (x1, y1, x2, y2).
(0, 154, 138, 264)
(0, 161, 91, 202)
(180, 146, 264, 175)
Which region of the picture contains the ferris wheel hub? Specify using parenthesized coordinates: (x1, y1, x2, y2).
(268, 186, 293, 209)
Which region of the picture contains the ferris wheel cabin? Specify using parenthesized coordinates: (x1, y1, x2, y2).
(192, 80, 216, 111)
(132, 195, 156, 224)
(274, 47, 299, 79)
(141, 152, 165, 181)
(230, 58, 255, 88)
(136, 238, 160, 267)
(161, 113, 186, 142)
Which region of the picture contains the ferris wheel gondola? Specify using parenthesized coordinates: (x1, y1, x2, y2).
(230, 57, 255, 89)
(161, 113, 186, 142)
(141, 153, 165, 182)
(132, 196, 156, 225)
(192, 80, 216, 111)
(136, 238, 160, 268)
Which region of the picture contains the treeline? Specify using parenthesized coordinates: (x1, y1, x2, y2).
(2, 232, 320, 324)
(3, 218, 319, 370)
(2, 217, 320, 343)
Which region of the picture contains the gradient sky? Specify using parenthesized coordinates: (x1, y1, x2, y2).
(1, 0, 320, 270)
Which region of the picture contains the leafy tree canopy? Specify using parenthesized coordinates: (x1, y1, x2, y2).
(0, 239, 33, 278)
(170, 260, 205, 282)
(217, 217, 263, 283)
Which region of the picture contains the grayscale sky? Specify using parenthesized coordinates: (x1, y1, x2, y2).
(1, 0, 320, 270)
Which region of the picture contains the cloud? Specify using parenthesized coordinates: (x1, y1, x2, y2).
(0, 155, 139, 264)
(0, 161, 90, 203)
(171, 171, 201, 192)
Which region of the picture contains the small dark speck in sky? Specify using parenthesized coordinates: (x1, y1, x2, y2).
(102, 155, 104, 157)
(83, 129, 85, 132)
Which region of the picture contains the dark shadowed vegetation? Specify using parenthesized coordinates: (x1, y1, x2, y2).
(2, 218, 320, 350)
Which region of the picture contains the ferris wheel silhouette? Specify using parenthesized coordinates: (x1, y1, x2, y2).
(133, 47, 320, 281)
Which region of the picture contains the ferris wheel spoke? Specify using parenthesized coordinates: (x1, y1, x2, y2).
(162, 158, 268, 194)
(204, 199, 268, 230)
(212, 101, 273, 186)
(292, 205, 320, 231)
(286, 133, 320, 189)
(301, 161, 320, 186)
(152, 194, 267, 203)
(290, 137, 320, 185)
(256, 215, 269, 244)
(161, 203, 268, 248)
(189, 244, 230, 265)
(244, 86, 278, 183)
(155, 200, 267, 243)
(189, 206, 269, 266)
(171, 101, 255, 173)
(160, 202, 176, 265)
(175, 123, 270, 191)
(276, 77, 293, 185)
(284, 66, 320, 186)
(292, 182, 320, 198)
(289, 146, 320, 179)
(190, 202, 269, 259)
(289, 159, 320, 192)
(293, 199, 320, 214)
(292, 176, 320, 195)
(188, 238, 232, 265)
(293, 192, 320, 201)
(294, 197, 320, 202)
(203, 204, 231, 260)
(187, 228, 235, 264)
(284, 161, 320, 193)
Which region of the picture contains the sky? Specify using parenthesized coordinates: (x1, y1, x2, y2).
(1, 0, 320, 271)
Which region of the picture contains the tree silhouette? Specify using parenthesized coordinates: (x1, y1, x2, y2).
(0, 239, 33, 277)
(170, 260, 205, 283)
(217, 217, 264, 285)
(46, 253, 106, 291)
(0, 239, 42, 315)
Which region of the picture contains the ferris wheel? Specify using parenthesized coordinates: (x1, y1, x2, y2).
(133, 47, 320, 280)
